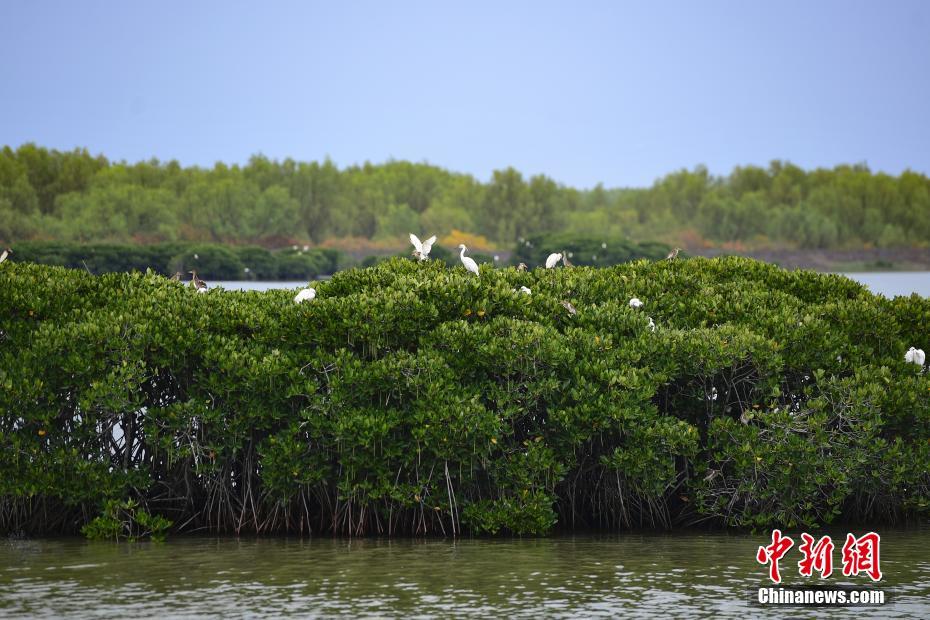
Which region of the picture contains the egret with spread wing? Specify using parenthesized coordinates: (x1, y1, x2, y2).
(409, 233, 437, 261)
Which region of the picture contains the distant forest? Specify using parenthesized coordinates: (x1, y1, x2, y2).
(2, 143, 929, 250)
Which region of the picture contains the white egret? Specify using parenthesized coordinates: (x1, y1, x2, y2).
(0, 248, 10, 264)
(519, 286, 531, 295)
(189, 271, 208, 293)
(294, 287, 316, 303)
(458, 244, 480, 276)
(629, 298, 643, 309)
(409, 233, 437, 261)
(545, 252, 562, 269)
(647, 317, 656, 332)
(905, 347, 926, 366)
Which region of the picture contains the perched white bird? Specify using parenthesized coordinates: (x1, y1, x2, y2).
(545, 252, 563, 269)
(294, 287, 316, 304)
(409, 233, 437, 261)
(629, 298, 643, 309)
(647, 317, 656, 332)
(905, 347, 926, 366)
(0, 248, 10, 264)
(519, 286, 531, 295)
(458, 244, 480, 276)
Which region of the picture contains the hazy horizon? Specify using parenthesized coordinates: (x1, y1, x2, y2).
(2, 0, 929, 189)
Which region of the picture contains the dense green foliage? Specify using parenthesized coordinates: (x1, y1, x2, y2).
(3, 144, 929, 249)
(7, 241, 341, 280)
(81, 498, 172, 542)
(2, 258, 929, 537)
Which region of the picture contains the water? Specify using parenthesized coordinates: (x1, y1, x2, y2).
(839, 272, 930, 298)
(212, 273, 930, 298)
(211, 280, 310, 292)
(3, 530, 929, 618)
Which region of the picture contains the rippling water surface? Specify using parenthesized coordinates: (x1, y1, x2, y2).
(3, 529, 929, 618)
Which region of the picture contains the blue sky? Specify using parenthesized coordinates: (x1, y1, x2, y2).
(1, 0, 928, 188)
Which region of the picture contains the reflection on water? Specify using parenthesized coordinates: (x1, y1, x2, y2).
(2, 529, 929, 618)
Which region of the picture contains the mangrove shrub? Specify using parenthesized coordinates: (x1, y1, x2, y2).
(1, 257, 928, 536)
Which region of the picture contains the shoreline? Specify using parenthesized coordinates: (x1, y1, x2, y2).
(689, 247, 930, 272)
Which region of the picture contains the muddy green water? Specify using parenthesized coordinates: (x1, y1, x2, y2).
(2, 529, 929, 618)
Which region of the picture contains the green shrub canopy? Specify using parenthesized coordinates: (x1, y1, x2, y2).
(1, 257, 928, 536)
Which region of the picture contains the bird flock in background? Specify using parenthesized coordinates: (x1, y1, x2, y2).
(4, 236, 919, 368)
(284, 232, 927, 372)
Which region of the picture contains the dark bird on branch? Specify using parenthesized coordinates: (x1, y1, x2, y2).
(189, 270, 208, 293)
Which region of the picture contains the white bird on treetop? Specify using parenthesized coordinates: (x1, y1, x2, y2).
(409, 233, 437, 261)
(647, 317, 656, 332)
(545, 252, 563, 269)
(294, 287, 316, 303)
(458, 244, 480, 276)
(905, 347, 926, 366)
(519, 286, 531, 295)
(629, 298, 643, 309)
(0, 248, 10, 264)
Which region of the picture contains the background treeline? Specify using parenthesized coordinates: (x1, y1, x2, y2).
(2, 259, 929, 537)
(10, 241, 341, 280)
(2, 144, 929, 250)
